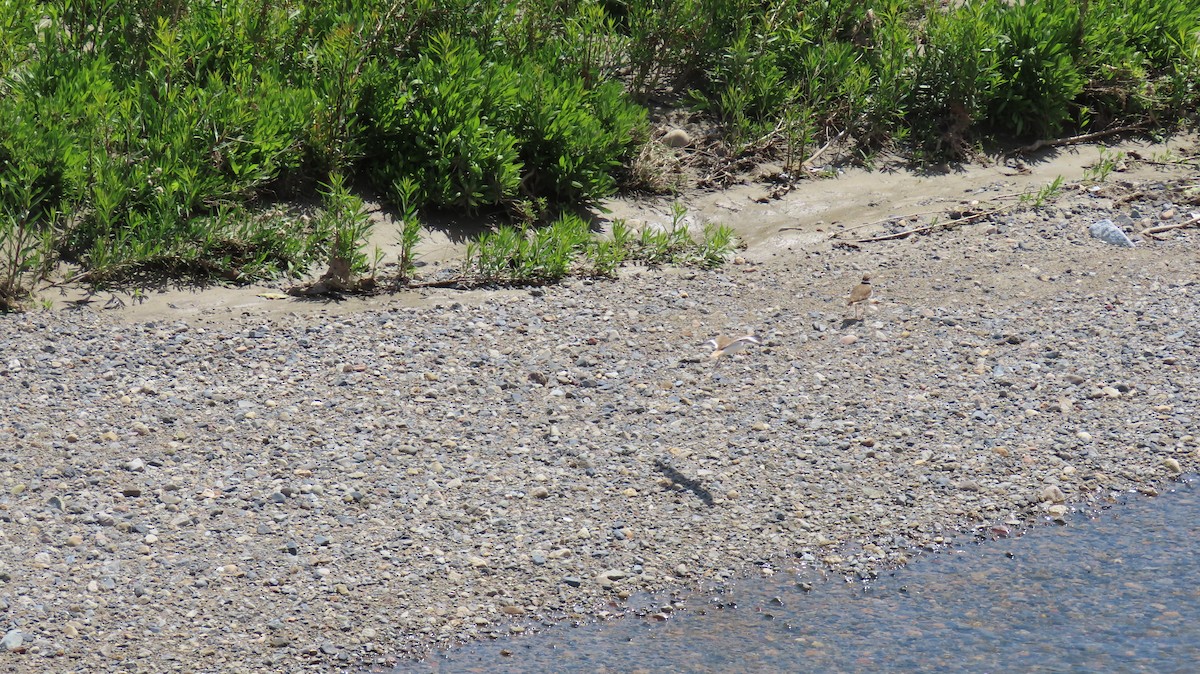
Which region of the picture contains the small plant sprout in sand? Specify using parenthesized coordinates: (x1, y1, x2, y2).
(1019, 175, 1066, 208)
(462, 206, 737, 286)
(1084, 148, 1125, 183)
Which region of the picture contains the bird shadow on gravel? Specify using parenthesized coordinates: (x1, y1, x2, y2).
(653, 459, 715, 507)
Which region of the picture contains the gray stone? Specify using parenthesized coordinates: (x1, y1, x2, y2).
(1088, 219, 1134, 247)
(0, 629, 22, 652)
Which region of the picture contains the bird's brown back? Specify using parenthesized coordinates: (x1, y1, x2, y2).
(848, 275, 873, 305)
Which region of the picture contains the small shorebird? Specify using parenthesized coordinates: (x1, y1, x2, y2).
(848, 273, 873, 320)
(704, 334, 761, 359)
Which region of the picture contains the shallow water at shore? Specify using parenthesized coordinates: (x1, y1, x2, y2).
(407, 476, 1200, 673)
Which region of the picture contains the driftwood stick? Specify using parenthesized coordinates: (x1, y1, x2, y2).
(826, 179, 1072, 239)
(854, 207, 1005, 243)
(802, 129, 848, 167)
(403, 276, 468, 289)
(1140, 214, 1200, 237)
(1009, 124, 1145, 156)
(821, 206, 951, 237)
(1139, 157, 1200, 167)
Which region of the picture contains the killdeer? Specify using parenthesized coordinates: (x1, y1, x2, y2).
(848, 273, 873, 320)
(704, 334, 761, 359)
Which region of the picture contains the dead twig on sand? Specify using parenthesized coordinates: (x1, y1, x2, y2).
(827, 180, 1077, 240)
(854, 206, 1006, 243)
(821, 207, 948, 238)
(403, 276, 468, 289)
(1140, 213, 1200, 239)
(1008, 124, 1145, 156)
(802, 129, 847, 168)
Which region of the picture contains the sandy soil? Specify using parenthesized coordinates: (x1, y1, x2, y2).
(40, 135, 1197, 326)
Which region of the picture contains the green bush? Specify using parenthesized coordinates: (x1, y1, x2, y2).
(364, 33, 646, 213)
(1, 0, 1197, 306)
(365, 33, 524, 211)
(689, 29, 793, 147)
(318, 174, 374, 276)
(625, 202, 733, 268)
(513, 64, 647, 206)
(0, 121, 61, 310)
(622, 0, 721, 97)
(984, 0, 1088, 138)
(1074, 0, 1200, 125)
(903, 3, 1000, 158)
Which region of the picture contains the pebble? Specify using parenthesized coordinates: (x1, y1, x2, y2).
(596, 569, 628, 588)
(0, 629, 22, 652)
(662, 128, 692, 148)
(1041, 485, 1066, 504)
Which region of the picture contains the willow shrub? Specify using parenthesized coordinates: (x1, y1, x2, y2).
(363, 33, 646, 214)
(364, 33, 525, 212)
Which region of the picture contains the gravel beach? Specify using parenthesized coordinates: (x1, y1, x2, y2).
(1, 171, 1198, 672)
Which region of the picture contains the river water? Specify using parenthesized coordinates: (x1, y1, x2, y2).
(405, 476, 1200, 673)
